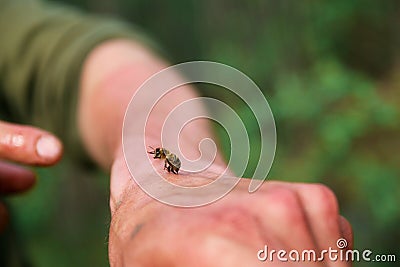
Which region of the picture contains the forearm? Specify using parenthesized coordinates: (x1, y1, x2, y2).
(78, 39, 167, 168)
(78, 39, 227, 200)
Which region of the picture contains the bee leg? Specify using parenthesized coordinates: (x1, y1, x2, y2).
(167, 166, 171, 173)
(164, 161, 168, 170)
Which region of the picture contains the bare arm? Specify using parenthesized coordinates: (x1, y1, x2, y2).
(78, 39, 227, 204)
(79, 40, 353, 267)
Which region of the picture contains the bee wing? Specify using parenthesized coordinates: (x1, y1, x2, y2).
(175, 158, 181, 168)
(167, 154, 181, 168)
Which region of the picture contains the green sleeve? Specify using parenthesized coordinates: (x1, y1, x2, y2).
(0, 0, 160, 162)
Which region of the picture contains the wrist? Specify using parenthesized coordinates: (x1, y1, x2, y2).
(110, 144, 230, 211)
(78, 39, 168, 169)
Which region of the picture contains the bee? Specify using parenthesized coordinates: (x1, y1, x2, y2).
(147, 146, 181, 174)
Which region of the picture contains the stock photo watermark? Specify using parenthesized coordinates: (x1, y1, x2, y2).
(257, 238, 397, 263)
(122, 61, 276, 207)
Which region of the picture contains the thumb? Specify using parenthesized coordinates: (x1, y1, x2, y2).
(0, 121, 63, 166)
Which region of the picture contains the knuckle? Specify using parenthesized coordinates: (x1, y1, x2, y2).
(265, 186, 303, 222)
(0, 125, 43, 164)
(0, 132, 26, 151)
(309, 183, 339, 216)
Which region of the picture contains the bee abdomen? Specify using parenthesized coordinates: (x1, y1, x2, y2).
(168, 153, 181, 168)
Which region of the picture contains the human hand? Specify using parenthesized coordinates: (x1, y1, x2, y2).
(108, 152, 353, 267)
(0, 121, 62, 231)
(77, 40, 352, 265)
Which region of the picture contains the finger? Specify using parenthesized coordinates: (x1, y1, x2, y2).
(0, 161, 36, 194)
(0, 203, 8, 232)
(256, 182, 321, 264)
(339, 216, 353, 249)
(291, 183, 349, 267)
(0, 121, 62, 165)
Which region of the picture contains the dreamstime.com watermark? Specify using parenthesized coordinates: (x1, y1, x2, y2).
(257, 238, 397, 263)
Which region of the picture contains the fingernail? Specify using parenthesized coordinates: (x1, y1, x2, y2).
(36, 136, 61, 159)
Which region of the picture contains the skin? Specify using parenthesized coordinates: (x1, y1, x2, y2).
(0, 39, 353, 266)
(0, 123, 62, 232)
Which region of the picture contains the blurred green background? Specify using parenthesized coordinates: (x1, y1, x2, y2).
(3, 0, 399, 266)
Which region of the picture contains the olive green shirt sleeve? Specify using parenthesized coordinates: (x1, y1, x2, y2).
(0, 0, 160, 163)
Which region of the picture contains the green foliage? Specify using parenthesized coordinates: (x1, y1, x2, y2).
(5, 162, 110, 267)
